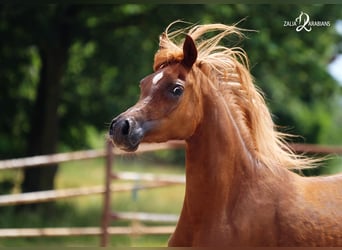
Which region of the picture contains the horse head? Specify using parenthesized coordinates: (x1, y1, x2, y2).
(109, 35, 201, 151)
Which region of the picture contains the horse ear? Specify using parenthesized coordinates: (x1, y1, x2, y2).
(182, 35, 197, 69)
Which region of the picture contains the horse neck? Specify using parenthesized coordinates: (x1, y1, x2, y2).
(185, 89, 256, 210)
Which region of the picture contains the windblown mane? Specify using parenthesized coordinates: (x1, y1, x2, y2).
(154, 21, 316, 170)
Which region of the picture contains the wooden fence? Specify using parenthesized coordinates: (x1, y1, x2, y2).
(0, 141, 341, 246)
(0, 140, 185, 246)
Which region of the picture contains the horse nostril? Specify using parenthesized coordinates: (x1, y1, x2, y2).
(109, 118, 132, 137)
(121, 120, 130, 135)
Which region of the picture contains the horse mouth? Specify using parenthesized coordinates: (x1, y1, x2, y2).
(109, 117, 145, 152)
(112, 140, 140, 152)
(110, 133, 142, 152)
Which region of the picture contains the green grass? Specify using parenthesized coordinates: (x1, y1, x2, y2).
(0, 153, 185, 247)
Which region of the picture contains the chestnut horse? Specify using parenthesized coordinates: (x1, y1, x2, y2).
(109, 23, 342, 246)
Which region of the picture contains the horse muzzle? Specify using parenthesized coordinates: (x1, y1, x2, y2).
(109, 116, 150, 152)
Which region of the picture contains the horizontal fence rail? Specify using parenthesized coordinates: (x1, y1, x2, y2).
(0, 226, 176, 238)
(290, 143, 342, 155)
(0, 180, 182, 206)
(114, 212, 179, 223)
(0, 149, 106, 170)
(0, 141, 184, 170)
(115, 172, 185, 184)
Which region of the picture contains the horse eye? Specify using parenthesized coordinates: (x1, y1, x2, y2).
(171, 85, 184, 96)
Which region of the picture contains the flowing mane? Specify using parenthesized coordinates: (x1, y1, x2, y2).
(153, 22, 314, 171)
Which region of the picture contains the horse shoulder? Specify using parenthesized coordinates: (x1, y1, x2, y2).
(217, 169, 292, 245)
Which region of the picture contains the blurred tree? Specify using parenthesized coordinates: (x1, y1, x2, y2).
(0, 4, 208, 198)
(204, 4, 342, 143)
(0, 4, 341, 199)
(21, 6, 80, 195)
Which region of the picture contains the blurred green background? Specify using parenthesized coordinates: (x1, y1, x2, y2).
(0, 4, 341, 246)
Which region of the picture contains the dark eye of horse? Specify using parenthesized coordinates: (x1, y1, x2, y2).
(171, 85, 184, 97)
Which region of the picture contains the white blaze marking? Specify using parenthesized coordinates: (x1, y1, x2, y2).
(152, 71, 164, 85)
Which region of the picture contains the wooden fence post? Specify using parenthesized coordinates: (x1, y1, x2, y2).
(100, 140, 114, 247)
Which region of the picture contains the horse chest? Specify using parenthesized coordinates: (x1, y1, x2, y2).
(181, 186, 280, 246)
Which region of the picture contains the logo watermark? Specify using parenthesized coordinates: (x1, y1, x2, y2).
(283, 11, 330, 32)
